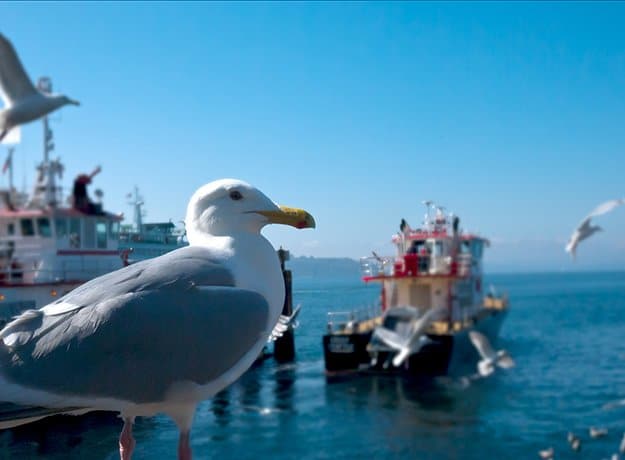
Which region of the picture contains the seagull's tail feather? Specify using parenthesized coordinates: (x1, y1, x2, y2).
(0, 309, 43, 347)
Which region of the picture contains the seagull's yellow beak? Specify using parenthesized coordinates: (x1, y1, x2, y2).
(257, 206, 316, 229)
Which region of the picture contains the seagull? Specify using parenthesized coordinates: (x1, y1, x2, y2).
(538, 447, 554, 459)
(590, 426, 609, 439)
(567, 431, 581, 451)
(566, 198, 625, 259)
(372, 306, 445, 367)
(0, 34, 79, 141)
(468, 331, 515, 377)
(0, 178, 314, 460)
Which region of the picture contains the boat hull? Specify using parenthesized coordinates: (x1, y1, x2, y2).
(323, 307, 507, 377)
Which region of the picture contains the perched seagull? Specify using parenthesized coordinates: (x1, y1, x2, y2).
(566, 198, 625, 259)
(0, 179, 314, 460)
(567, 431, 581, 451)
(590, 426, 609, 439)
(468, 331, 515, 377)
(538, 447, 554, 460)
(0, 34, 79, 141)
(372, 306, 445, 367)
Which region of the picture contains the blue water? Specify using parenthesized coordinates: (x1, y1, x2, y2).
(1, 271, 625, 459)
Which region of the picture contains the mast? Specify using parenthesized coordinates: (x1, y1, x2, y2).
(28, 77, 63, 209)
(6, 147, 14, 191)
(127, 186, 144, 232)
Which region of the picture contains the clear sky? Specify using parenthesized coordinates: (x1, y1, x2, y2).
(1, 2, 625, 272)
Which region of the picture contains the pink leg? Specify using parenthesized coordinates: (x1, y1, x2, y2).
(178, 430, 192, 460)
(119, 417, 136, 460)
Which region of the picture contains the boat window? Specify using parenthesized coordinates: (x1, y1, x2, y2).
(96, 221, 107, 249)
(83, 219, 95, 248)
(36, 218, 52, 237)
(55, 218, 68, 239)
(471, 241, 483, 259)
(7, 222, 14, 236)
(407, 240, 427, 254)
(109, 221, 120, 239)
(460, 241, 471, 254)
(20, 219, 35, 237)
(430, 241, 445, 257)
(69, 218, 81, 248)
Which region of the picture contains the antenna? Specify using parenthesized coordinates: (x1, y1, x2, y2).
(422, 200, 434, 229)
(127, 186, 145, 232)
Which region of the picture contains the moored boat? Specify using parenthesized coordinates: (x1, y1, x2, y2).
(0, 109, 124, 326)
(323, 204, 509, 377)
(118, 186, 187, 263)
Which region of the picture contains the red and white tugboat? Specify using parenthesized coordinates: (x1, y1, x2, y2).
(323, 204, 509, 377)
(0, 96, 124, 327)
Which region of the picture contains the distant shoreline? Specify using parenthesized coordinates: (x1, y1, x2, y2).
(286, 255, 625, 277)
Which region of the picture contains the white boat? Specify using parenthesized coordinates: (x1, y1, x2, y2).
(118, 186, 187, 263)
(323, 203, 509, 377)
(0, 109, 125, 326)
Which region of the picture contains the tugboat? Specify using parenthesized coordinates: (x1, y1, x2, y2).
(0, 83, 125, 326)
(323, 203, 509, 377)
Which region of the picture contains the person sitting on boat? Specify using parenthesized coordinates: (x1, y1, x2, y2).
(72, 166, 102, 214)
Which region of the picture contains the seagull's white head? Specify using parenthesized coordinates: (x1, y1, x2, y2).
(185, 179, 315, 242)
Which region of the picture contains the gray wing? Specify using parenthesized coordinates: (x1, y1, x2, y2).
(469, 331, 496, 360)
(0, 34, 37, 106)
(588, 198, 625, 218)
(0, 246, 270, 404)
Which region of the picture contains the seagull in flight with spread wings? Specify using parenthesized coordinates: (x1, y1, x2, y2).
(0, 33, 79, 141)
(566, 199, 625, 259)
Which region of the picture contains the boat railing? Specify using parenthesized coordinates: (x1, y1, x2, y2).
(362, 252, 474, 278)
(360, 256, 394, 277)
(326, 305, 379, 334)
(119, 231, 184, 245)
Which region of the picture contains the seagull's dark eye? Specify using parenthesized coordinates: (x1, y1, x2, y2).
(229, 190, 243, 201)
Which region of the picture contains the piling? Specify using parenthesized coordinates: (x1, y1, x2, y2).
(274, 248, 296, 362)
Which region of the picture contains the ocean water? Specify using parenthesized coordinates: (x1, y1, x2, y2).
(1, 271, 625, 459)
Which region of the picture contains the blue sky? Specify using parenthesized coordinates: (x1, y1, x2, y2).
(1, 2, 625, 272)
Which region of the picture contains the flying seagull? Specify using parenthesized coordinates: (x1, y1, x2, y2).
(566, 198, 625, 259)
(0, 33, 79, 141)
(372, 306, 445, 367)
(0, 178, 314, 460)
(567, 431, 581, 451)
(468, 331, 515, 377)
